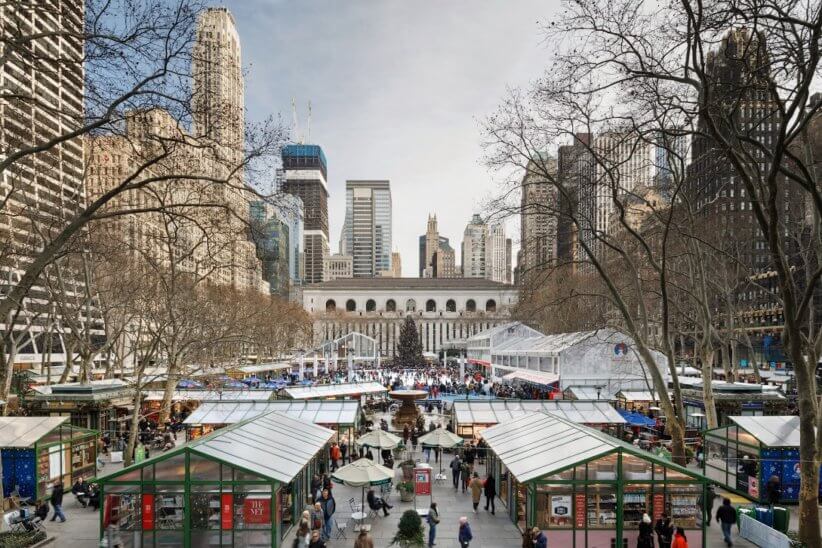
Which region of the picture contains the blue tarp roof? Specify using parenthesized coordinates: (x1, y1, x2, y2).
(618, 409, 657, 427)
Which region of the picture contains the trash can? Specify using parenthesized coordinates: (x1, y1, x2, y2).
(772, 506, 789, 533)
(737, 506, 755, 532)
(755, 506, 774, 527)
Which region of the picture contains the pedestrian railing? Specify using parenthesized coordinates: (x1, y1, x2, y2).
(739, 514, 791, 548)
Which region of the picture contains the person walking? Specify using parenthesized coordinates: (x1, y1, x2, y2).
(310, 502, 324, 536)
(353, 529, 374, 548)
(483, 473, 497, 514)
(766, 475, 781, 507)
(308, 530, 327, 548)
(49, 481, 66, 522)
(704, 484, 717, 525)
(521, 529, 534, 548)
(427, 502, 440, 547)
(450, 455, 462, 489)
(319, 488, 335, 541)
(460, 460, 470, 493)
(293, 518, 310, 548)
(469, 472, 483, 513)
(330, 442, 342, 472)
(638, 513, 654, 548)
(671, 527, 689, 548)
(654, 513, 673, 548)
(716, 497, 737, 547)
(458, 516, 473, 548)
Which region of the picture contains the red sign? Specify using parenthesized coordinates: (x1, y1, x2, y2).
(243, 496, 271, 524)
(653, 493, 665, 521)
(221, 493, 233, 530)
(574, 494, 586, 528)
(414, 467, 431, 496)
(141, 494, 155, 531)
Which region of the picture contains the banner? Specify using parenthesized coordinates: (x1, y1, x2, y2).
(141, 494, 154, 531)
(243, 496, 271, 524)
(221, 493, 233, 530)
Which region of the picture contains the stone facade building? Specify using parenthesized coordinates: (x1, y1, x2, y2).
(302, 278, 518, 356)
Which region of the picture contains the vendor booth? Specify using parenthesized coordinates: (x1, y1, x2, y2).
(482, 412, 708, 547)
(452, 399, 625, 439)
(615, 390, 659, 412)
(283, 382, 387, 400)
(679, 387, 788, 427)
(703, 415, 814, 503)
(95, 410, 334, 548)
(28, 380, 134, 433)
(182, 400, 360, 442)
(0, 417, 98, 507)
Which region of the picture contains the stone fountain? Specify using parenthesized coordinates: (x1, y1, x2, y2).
(389, 389, 428, 429)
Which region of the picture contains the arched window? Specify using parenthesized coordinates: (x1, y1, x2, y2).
(366, 299, 376, 312)
(446, 299, 456, 312)
(325, 299, 336, 312)
(346, 299, 356, 312)
(426, 299, 436, 312)
(486, 299, 496, 312)
(386, 299, 396, 312)
(406, 299, 416, 312)
(466, 299, 476, 312)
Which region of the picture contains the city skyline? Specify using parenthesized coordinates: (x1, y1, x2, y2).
(230, 0, 553, 276)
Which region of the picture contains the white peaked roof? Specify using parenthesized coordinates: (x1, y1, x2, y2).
(192, 411, 334, 483)
(285, 382, 387, 399)
(502, 370, 560, 386)
(143, 390, 274, 402)
(0, 417, 68, 447)
(453, 400, 626, 425)
(617, 390, 659, 402)
(728, 416, 802, 447)
(183, 400, 359, 426)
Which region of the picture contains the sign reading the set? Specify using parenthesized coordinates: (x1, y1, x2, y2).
(243, 496, 271, 524)
(415, 467, 431, 496)
(142, 494, 155, 530)
(221, 493, 233, 529)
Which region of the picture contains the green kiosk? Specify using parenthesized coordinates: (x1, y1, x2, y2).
(482, 412, 709, 547)
(95, 411, 334, 547)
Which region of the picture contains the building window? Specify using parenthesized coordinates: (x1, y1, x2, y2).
(366, 299, 376, 312)
(446, 299, 456, 312)
(346, 299, 356, 312)
(386, 299, 396, 312)
(466, 299, 476, 312)
(486, 299, 496, 313)
(406, 299, 416, 312)
(426, 299, 436, 312)
(325, 299, 336, 312)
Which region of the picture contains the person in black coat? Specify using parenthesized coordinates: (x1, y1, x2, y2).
(638, 513, 654, 548)
(766, 475, 782, 506)
(654, 513, 673, 548)
(50, 481, 66, 522)
(483, 473, 497, 514)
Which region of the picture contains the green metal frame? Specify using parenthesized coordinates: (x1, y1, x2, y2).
(702, 423, 762, 502)
(502, 446, 708, 548)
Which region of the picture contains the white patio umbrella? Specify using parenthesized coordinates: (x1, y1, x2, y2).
(355, 429, 402, 450)
(331, 459, 393, 530)
(419, 427, 464, 472)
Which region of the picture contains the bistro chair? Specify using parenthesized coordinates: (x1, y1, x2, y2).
(334, 516, 348, 539)
(348, 498, 362, 514)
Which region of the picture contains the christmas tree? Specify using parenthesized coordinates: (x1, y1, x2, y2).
(395, 315, 424, 368)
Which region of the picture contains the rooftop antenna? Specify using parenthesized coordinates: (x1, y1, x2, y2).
(291, 98, 302, 144)
(307, 101, 312, 144)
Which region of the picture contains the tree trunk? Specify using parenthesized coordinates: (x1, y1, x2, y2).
(700, 348, 719, 430)
(158, 358, 179, 426)
(124, 386, 143, 467)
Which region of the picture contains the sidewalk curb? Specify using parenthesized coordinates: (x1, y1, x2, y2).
(31, 536, 56, 548)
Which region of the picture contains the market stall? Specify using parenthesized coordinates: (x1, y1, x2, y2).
(452, 399, 626, 439)
(614, 390, 660, 413)
(0, 416, 98, 508)
(482, 412, 708, 547)
(703, 415, 814, 503)
(140, 389, 275, 423)
(95, 410, 334, 548)
(182, 400, 360, 443)
(28, 380, 134, 433)
(283, 382, 387, 400)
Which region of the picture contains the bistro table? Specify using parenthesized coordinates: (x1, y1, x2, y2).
(351, 511, 369, 531)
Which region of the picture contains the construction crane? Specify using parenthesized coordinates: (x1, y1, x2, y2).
(291, 99, 312, 144)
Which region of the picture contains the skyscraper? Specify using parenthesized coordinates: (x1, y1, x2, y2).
(461, 214, 487, 278)
(0, 1, 103, 364)
(340, 180, 393, 277)
(556, 133, 593, 268)
(192, 7, 244, 164)
(419, 214, 456, 278)
(518, 155, 557, 281)
(486, 222, 509, 283)
(281, 144, 330, 284)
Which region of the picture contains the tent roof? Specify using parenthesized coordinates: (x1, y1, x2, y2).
(143, 390, 274, 402)
(0, 417, 68, 447)
(616, 390, 659, 402)
(728, 416, 801, 447)
(502, 370, 559, 386)
(183, 400, 359, 426)
(234, 363, 292, 374)
(284, 382, 387, 400)
(99, 411, 334, 484)
(453, 399, 626, 426)
(565, 386, 615, 400)
(480, 411, 700, 483)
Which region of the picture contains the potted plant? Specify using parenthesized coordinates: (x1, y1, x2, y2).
(400, 458, 416, 481)
(389, 509, 425, 547)
(392, 441, 406, 461)
(395, 480, 415, 502)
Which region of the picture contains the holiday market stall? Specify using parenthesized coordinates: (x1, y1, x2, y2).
(0, 416, 98, 508)
(481, 412, 708, 547)
(95, 411, 334, 548)
(703, 415, 816, 503)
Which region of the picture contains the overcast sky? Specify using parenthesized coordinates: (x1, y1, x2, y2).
(229, 1, 555, 276)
